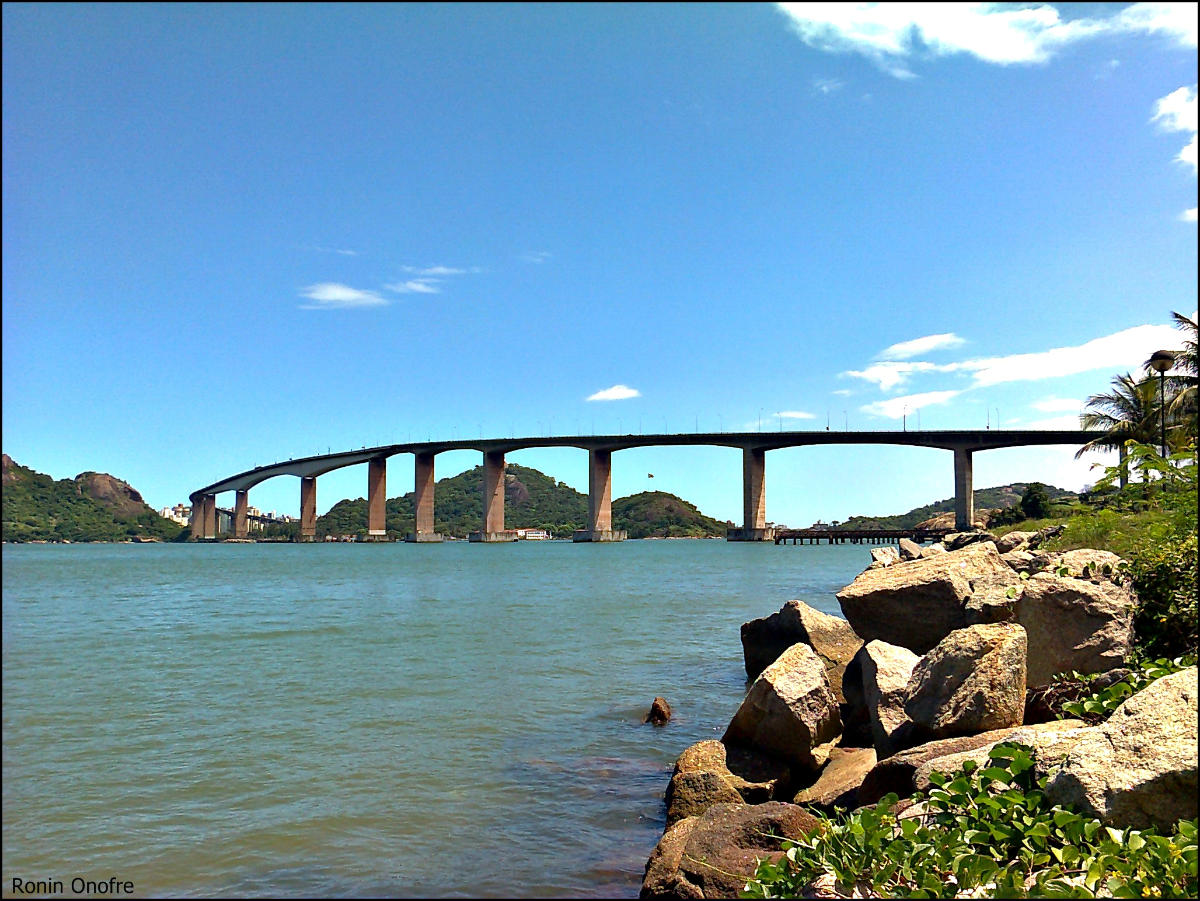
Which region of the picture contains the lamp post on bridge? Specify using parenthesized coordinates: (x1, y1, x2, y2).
(1148, 350, 1176, 459)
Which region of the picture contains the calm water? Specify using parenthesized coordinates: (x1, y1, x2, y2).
(2, 540, 871, 898)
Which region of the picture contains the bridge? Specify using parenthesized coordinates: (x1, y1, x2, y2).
(187, 429, 1104, 542)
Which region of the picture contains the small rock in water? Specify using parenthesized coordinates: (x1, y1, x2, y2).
(645, 696, 672, 725)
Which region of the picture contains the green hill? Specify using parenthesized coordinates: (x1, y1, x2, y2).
(2, 454, 183, 542)
(317, 464, 729, 539)
(832, 483, 1077, 531)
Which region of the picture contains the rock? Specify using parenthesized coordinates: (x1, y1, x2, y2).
(868, 546, 900, 568)
(857, 728, 1024, 805)
(836, 542, 1020, 654)
(1017, 570, 1135, 687)
(904, 623, 1028, 741)
(1038, 549, 1125, 581)
(1028, 524, 1065, 549)
(995, 530, 1036, 554)
(640, 802, 822, 900)
(664, 741, 792, 824)
(858, 640, 920, 758)
(1001, 549, 1037, 573)
(722, 643, 842, 772)
(646, 697, 673, 725)
(944, 530, 997, 551)
(793, 746, 877, 812)
(911, 720, 1088, 794)
(921, 542, 947, 557)
(739, 600, 863, 702)
(1044, 666, 1198, 831)
(898, 537, 923, 560)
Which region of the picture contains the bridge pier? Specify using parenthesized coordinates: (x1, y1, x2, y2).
(190, 494, 217, 539)
(300, 476, 317, 541)
(234, 489, 249, 539)
(407, 451, 443, 542)
(574, 448, 626, 542)
(728, 447, 773, 541)
(367, 456, 388, 539)
(954, 447, 974, 531)
(470, 451, 517, 542)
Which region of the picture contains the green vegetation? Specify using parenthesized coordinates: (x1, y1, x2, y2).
(1, 455, 183, 542)
(743, 743, 1198, 899)
(834, 483, 1076, 531)
(316, 464, 729, 539)
(1055, 655, 1196, 725)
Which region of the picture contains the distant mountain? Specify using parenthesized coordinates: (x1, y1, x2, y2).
(317, 463, 729, 539)
(1, 454, 183, 542)
(832, 483, 1077, 531)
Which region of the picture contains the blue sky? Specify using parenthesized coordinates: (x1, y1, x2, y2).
(3, 3, 1196, 525)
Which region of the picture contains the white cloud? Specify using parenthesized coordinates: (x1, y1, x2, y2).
(1024, 413, 1085, 430)
(774, 2, 1194, 78)
(813, 77, 845, 94)
(1030, 397, 1083, 413)
(1152, 85, 1198, 174)
(878, 332, 966, 360)
(587, 384, 641, 402)
(1182, 207, 1199, 221)
(832, 388, 853, 396)
(843, 360, 947, 391)
(777, 410, 817, 419)
(948, 323, 1183, 386)
(299, 283, 387, 309)
(860, 390, 961, 419)
(385, 279, 441, 294)
(521, 251, 552, 264)
(312, 245, 359, 256)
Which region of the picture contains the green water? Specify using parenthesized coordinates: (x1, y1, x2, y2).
(2, 540, 871, 897)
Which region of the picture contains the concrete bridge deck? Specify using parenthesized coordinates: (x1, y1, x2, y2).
(187, 429, 1104, 542)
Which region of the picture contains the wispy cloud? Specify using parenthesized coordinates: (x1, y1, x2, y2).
(812, 77, 845, 95)
(521, 250, 552, 264)
(1152, 85, 1198, 175)
(385, 279, 442, 294)
(777, 410, 817, 419)
(878, 332, 965, 360)
(832, 388, 853, 397)
(400, 265, 483, 276)
(587, 384, 640, 402)
(299, 283, 387, 310)
(310, 245, 360, 256)
(843, 360, 946, 391)
(774, 2, 1194, 79)
(1025, 413, 1084, 430)
(1181, 207, 1198, 222)
(861, 390, 960, 419)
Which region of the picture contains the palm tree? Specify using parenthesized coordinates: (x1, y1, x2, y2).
(1075, 372, 1161, 487)
(1161, 310, 1198, 439)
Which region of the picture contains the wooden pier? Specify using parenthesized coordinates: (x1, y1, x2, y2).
(773, 528, 951, 546)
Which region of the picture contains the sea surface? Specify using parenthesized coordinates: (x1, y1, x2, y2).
(2, 540, 873, 898)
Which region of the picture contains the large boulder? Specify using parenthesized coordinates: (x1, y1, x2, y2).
(664, 741, 791, 825)
(793, 746, 877, 813)
(995, 530, 1036, 554)
(640, 802, 822, 900)
(1044, 666, 1198, 831)
(836, 542, 1020, 654)
(858, 640, 920, 758)
(911, 720, 1088, 794)
(1016, 570, 1135, 687)
(869, 546, 900, 568)
(904, 623, 1027, 742)
(723, 643, 842, 772)
(898, 537, 923, 561)
(740, 601, 863, 701)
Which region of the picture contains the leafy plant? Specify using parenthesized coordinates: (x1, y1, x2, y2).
(1058, 655, 1197, 724)
(743, 742, 1198, 899)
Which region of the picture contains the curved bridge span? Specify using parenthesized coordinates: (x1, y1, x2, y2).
(187, 429, 1105, 542)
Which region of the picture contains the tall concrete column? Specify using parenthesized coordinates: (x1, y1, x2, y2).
(300, 476, 317, 541)
(408, 452, 442, 542)
(367, 457, 387, 538)
(202, 494, 216, 539)
(234, 489, 249, 539)
(483, 451, 506, 534)
(574, 448, 626, 541)
(954, 447, 974, 530)
(729, 447, 771, 541)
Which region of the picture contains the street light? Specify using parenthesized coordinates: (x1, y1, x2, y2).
(1148, 350, 1176, 458)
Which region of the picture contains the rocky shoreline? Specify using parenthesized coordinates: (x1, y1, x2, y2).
(639, 529, 1198, 899)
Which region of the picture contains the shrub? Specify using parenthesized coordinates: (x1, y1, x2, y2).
(742, 742, 1198, 899)
(1126, 532, 1199, 659)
